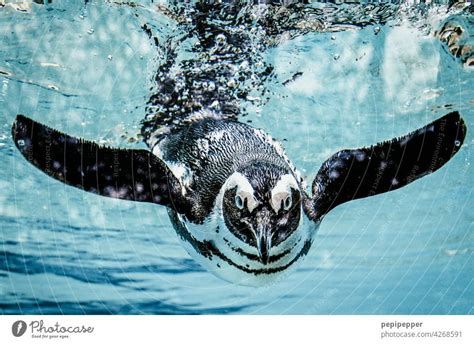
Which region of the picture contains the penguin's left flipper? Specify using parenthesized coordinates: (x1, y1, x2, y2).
(304, 111, 467, 221)
(12, 114, 188, 212)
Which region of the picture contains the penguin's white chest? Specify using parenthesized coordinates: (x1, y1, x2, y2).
(167, 202, 319, 286)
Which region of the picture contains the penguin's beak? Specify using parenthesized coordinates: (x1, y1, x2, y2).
(255, 223, 272, 265)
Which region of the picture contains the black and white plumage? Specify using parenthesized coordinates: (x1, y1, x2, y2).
(11, 110, 467, 285)
(149, 110, 311, 284)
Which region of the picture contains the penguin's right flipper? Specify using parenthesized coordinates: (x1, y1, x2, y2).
(303, 111, 467, 221)
(12, 114, 188, 212)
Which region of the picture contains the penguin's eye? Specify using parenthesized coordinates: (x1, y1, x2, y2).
(283, 195, 292, 211)
(235, 195, 245, 209)
(270, 174, 299, 213)
(271, 191, 293, 213)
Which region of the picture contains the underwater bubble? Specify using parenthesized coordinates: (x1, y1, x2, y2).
(333, 54, 340, 60)
(240, 61, 250, 70)
(455, 140, 461, 147)
(107, 55, 113, 61)
(40, 62, 61, 68)
(163, 95, 172, 103)
(176, 80, 185, 90)
(374, 26, 381, 35)
(215, 34, 227, 45)
(331, 35, 336, 40)
(207, 81, 216, 92)
(246, 96, 261, 103)
(422, 88, 442, 100)
(87, 28, 94, 35)
(17, 139, 25, 146)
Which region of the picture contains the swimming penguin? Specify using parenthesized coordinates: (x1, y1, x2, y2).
(11, 110, 466, 285)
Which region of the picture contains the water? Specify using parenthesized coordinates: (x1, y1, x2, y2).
(0, 1, 473, 314)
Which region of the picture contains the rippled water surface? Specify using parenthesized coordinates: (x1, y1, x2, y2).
(0, 1, 473, 314)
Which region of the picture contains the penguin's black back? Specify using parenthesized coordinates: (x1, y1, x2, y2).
(156, 118, 296, 222)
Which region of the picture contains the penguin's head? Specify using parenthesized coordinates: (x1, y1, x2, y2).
(222, 161, 302, 265)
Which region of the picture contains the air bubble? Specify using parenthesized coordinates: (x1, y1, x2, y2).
(240, 60, 249, 70)
(176, 80, 185, 90)
(17, 139, 25, 146)
(207, 81, 216, 92)
(107, 55, 113, 61)
(87, 28, 94, 35)
(455, 140, 461, 147)
(215, 34, 227, 45)
(333, 54, 340, 60)
(246, 95, 261, 103)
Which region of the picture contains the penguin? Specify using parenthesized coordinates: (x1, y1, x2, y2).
(11, 110, 466, 286)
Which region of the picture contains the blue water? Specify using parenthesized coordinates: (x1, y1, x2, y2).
(0, 1, 473, 314)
